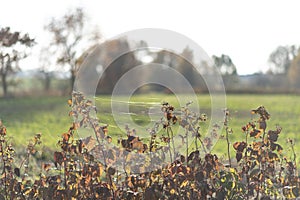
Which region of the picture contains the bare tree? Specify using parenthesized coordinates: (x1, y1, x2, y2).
(45, 8, 100, 91)
(288, 53, 300, 88)
(268, 45, 300, 74)
(0, 27, 35, 97)
(38, 47, 53, 91)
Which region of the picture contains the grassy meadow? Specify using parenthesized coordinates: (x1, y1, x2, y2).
(0, 94, 299, 162)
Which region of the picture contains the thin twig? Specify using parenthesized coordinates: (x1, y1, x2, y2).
(226, 127, 232, 168)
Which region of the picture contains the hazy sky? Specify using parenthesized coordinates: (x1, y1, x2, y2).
(1, 0, 300, 75)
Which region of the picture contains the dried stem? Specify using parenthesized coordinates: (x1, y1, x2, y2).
(225, 127, 232, 168)
(166, 127, 173, 163)
(0, 140, 8, 199)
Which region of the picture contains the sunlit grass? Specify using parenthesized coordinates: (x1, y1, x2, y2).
(0, 96, 71, 148)
(0, 94, 299, 161)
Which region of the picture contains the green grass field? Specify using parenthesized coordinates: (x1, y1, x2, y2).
(0, 94, 299, 162)
(0, 96, 72, 147)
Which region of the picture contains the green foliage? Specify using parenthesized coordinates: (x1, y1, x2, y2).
(0, 92, 299, 199)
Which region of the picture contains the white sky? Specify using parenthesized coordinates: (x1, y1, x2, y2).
(1, 0, 300, 75)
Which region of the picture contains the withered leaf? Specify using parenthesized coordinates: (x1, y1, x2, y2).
(259, 120, 267, 130)
(250, 129, 261, 138)
(233, 141, 247, 152)
(54, 151, 64, 168)
(107, 166, 116, 176)
(14, 167, 20, 177)
(236, 152, 243, 162)
(67, 99, 72, 106)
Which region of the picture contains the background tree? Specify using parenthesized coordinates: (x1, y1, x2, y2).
(268, 45, 300, 74)
(97, 38, 141, 94)
(177, 46, 195, 86)
(0, 27, 35, 97)
(38, 47, 55, 92)
(288, 53, 300, 88)
(212, 54, 239, 90)
(212, 54, 237, 75)
(45, 7, 100, 91)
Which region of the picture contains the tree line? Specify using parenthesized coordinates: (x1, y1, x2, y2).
(1, 7, 300, 97)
